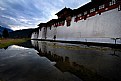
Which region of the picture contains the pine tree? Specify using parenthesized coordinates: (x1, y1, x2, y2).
(2, 29, 9, 38)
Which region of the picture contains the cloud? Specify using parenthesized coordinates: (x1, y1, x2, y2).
(0, 0, 91, 30)
(1, 15, 17, 22)
(0, 6, 6, 10)
(8, 25, 36, 31)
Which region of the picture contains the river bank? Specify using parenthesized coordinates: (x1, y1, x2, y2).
(0, 38, 30, 48)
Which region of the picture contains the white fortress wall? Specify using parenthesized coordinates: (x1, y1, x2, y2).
(46, 26, 57, 40)
(51, 8, 121, 44)
(33, 7, 121, 44)
(38, 28, 43, 39)
(31, 32, 35, 39)
(74, 8, 121, 38)
(55, 19, 81, 41)
(56, 22, 72, 40)
(42, 27, 47, 39)
(31, 32, 38, 39)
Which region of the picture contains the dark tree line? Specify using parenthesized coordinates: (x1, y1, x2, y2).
(2, 29, 9, 38)
(0, 25, 9, 38)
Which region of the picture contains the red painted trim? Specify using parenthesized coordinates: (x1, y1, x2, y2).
(58, 3, 120, 27)
(89, 12, 96, 17)
(74, 4, 119, 22)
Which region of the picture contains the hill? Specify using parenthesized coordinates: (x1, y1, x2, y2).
(9, 29, 34, 38)
(0, 26, 13, 37)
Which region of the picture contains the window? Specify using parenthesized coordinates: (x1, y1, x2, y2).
(78, 14, 82, 17)
(55, 23, 58, 27)
(118, 5, 121, 11)
(90, 8, 95, 13)
(59, 22, 63, 26)
(109, 0, 116, 6)
(99, 4, 105, 9)
(66, 16, 72, 26)
(74, 16, 79, 22)
(67, 21, 71, 26)
(112, 0, 116, 5)
(109, 2, 112, 6)
(102, 4, 105, 8)
(84, 11, 87, 15)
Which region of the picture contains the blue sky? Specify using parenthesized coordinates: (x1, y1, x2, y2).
(0, 0, 90, 30)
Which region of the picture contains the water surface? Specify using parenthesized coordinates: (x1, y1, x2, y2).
(0, 40, 121, 81)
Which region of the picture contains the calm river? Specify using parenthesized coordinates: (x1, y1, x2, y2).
(0, 40, 121, 81)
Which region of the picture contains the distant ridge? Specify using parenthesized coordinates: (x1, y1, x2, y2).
(9, 29, 34, 38)
(0, 26, 13, 36)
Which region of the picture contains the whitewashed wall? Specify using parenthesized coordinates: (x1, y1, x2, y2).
(31, 32, 38, 39)
(52, 8, 121, 44)
(32, 8, 121, 44)
(46, 26, 57, 40)
(38, 29, 42, 39)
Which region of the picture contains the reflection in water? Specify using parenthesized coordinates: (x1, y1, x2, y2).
(0, 45, 81, 81)
(38, 50, 107, 81)
(31, 40, 121, 81)
(109, 49, 120, 57)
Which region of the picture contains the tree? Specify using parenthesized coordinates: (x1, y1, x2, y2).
(2, 29, 9, 38)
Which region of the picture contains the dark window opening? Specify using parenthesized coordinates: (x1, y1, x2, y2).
(99, 12, 101, 15)
(66, 16, 72, 27)
(74, 17, 78, 22)
(50, 26, 51, 30)
(55, 23, 58, 27)
(67, 21, 71, 26)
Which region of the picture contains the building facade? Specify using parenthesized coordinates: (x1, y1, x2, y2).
(31, 0, 121, 44)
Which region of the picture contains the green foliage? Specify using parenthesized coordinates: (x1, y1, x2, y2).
(0, 38, 30, 48)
